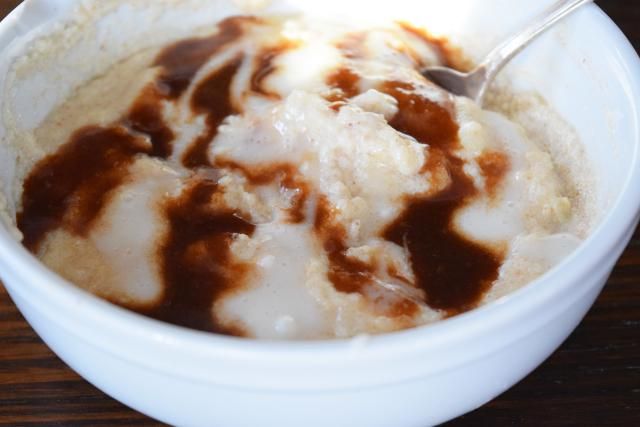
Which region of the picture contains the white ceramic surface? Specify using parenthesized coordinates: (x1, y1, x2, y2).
(0, 1, 639, 426)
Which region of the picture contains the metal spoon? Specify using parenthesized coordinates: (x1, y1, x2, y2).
(422, 0, 593, 105)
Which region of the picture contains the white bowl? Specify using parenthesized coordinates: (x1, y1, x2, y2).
(0, 1, 639, 426)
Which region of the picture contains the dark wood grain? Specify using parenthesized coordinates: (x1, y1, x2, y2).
(1, 1, 639, 425)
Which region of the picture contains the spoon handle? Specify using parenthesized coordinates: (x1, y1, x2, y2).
(477, 0, 594, 99)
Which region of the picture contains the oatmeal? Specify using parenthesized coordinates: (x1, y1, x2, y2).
(6, 13, 590, 339)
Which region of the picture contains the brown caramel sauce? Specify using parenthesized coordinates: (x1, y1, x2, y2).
(182, 56, 245, 168)
(127, 16, 257, 164)
(153, 16, 257, 99)
(326, 67, 362, 105)
(18, 126, 150, 252)
(478, 151, 511, 198)
(216, 160, 310, 224)
(383, 162, 502, 314)
(124, 84, 175, 158)
(251, 40, 299, 98)
(314, 197, 420, 318)
(383, 82, 458, 149)
(381, 81, 502, 314)
(142, 180, 255, 335)
(313, 199, 371, 297)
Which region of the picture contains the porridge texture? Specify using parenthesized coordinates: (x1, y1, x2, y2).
(2, 11, 593, 339)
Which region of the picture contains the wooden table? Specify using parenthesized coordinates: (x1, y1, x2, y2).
(1, 1, 638, 425)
